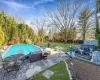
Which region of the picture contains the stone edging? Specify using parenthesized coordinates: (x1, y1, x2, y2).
(66, 51, 100, 66)
(33, 44, 42, 51)
(64, 60, 72, 80)
(75, 56, 100, 66)
(2, 45, 12, 58)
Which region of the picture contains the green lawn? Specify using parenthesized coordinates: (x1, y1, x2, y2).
(39, 42, 79, 51)
(28, 62, 70, 80)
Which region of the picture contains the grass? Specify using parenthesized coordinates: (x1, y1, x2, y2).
(39, 42, 79, 51)
(28, 62, 70, 80)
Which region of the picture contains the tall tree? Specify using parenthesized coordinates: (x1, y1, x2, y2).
(96, 0, 100, 13)
(69, 27, 77, 41)
(78, 8, 95, 40)
(18, 23, 35, 43)
(96, 0, 100, 39)
(0, 26, 4, 46)
(38, 28, 45, 42)
(47, 0, 81, 43)
(0, 11, 35, 44)
(31, 18, 46, 43)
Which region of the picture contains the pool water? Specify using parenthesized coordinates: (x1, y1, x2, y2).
(4, 44, 40, 58)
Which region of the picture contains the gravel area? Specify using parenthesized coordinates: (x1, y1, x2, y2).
(67, 58, 100, 80)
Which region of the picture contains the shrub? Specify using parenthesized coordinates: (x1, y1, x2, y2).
(24, 39, 31, 44)
(8, 40, 15, 45)
(0, 26, 4, 46)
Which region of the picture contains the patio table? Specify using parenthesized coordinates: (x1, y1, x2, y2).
(4, 54, 25, 61)
(3, 54, 26, 73)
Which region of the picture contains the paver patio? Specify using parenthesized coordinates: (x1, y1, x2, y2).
(42, 70, 54, 79)
(0, 53, 68, 80)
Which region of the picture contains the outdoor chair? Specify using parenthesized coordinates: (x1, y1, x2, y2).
(74, 48, 84, 55)
(0, 60, 20, 80)
(1, 54, 28, 79)
(18, 55, 30, 69)
(42, 52, 50, 60)
(29, 51, 43, 63)
(3, 60, 20, 72)
(83, 48, 91, 56)
(42, 48, 51, 59)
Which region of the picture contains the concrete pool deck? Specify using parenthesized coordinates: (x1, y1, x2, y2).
(0, 52, 68, 80)
(1, 45, 12, 58)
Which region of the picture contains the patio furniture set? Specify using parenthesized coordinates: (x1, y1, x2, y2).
(66, 44, 97, 60)
(0, 49, 51, 80)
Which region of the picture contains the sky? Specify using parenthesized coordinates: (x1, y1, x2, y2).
(0, 0, 96, 25)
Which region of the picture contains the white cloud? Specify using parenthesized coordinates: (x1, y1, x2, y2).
(0, 0, 30, 11)
(3, 1, 26, 8)
(34, 0, 54, 6)
(0, 0, 54, 14)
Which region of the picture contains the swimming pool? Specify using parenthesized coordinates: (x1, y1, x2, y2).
(4, 44, 41, 58)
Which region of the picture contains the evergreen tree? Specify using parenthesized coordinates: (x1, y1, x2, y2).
(0, 11, 36, 45)
(78, 8, 94, 40)
(96, 0, 100, 40)
(0, 26, 4, 46)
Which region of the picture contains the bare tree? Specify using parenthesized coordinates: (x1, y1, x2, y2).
(31, 18, 47, 33)
(31, 18, 47, 42)
(47, 0, 82, 43)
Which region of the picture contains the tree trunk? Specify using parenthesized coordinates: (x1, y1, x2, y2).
(83, 20, 86, 40)
(64, 33, 68, 43)
(64, 38, 67, 43)
(83, 32, 85, 40)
